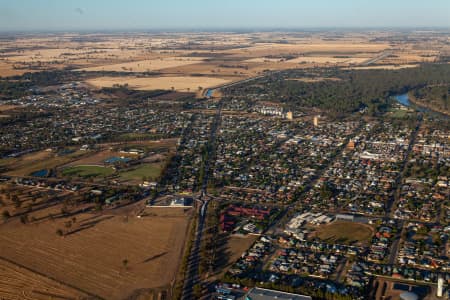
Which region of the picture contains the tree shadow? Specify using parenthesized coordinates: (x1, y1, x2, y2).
(143, 251, 168, 263)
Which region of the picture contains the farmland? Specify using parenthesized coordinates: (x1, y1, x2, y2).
(0, 209, 191, 299)
(78, 56, 209, 73)
(86, 75, 232, 92)
(0, 29, 449, 300)
(0, 258, 89, 300)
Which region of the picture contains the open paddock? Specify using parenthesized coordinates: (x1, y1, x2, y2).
(345, 64, 419, 70)
(310, 221, 374, 246)
(0, 209, 192, 299)
(78, 57, 208, 72)
(86, 76, 232, 92)
(225, 42, 391, 57)
(287, 56, 369, 64)
(0, 258, 89, 300)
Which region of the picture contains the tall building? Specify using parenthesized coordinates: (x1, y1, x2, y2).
(286, 111, 293, 120)
(313, 115, 319, 127)
(437, 276, 444, 297)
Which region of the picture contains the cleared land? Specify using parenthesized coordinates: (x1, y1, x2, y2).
(79, 57, 208, 72)
(312, 221, 374, 245)
(345, 64, 419, 70)
(0, 210, 191, 299)
(0, 258, 89, 300)
(86, 76, 232, 91)
(225, 235, 258, 268)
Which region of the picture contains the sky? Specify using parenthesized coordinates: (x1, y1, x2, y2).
(0, 0, 449, 32)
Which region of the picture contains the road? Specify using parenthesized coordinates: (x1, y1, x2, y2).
(181, 77, 228, 300)
(360, 51, 392, 66)
(266, 121, 366, 234)
(386, 115, 422, 265)
(182, 73, 280, 299)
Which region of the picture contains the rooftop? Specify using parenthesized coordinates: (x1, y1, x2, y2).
(245, 288, 312, 300)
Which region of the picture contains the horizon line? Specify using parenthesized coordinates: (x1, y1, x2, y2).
(1, 26, 449, 35)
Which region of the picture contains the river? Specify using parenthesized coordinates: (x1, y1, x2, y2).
(205, 89, 214, 98)
(394, 93, 448, 120)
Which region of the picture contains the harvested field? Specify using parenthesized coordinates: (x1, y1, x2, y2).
(346, 64, 419, 70)
(287, 56, 368, 64)
(0, 61, 33, 77)
(78, 57, 208, 72)
(0, 210, 191, 299)
(0, 258, 89, 300)
(86, 76, 232, 91)
(226, 42, 390, 57)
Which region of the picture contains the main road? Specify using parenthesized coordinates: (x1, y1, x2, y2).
(181, 75, 265, 299)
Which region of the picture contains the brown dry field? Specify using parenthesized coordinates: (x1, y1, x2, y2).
(86, 75, 233, 91)
(345, 64, 419, 70)
(1, 33, 448, 85)
(220, 235, 258, 275)
(0, 105, 18, 112)
(78, 57, 208, 72)
(0, 258, 89, 300)
(0, 209, 191, 299)
(225, 42, 390, 57)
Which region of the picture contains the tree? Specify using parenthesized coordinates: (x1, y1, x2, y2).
(122, 258, 129, 269)
(56, 229, 64, 236)
(20, 214, 28, 224)
(2, 210, 10, 221)
(193, 284, 202, 298)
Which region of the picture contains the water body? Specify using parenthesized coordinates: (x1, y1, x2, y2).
(31, 169, 49, 177)
(205, 89, 214, 98)
(394, 93, 428, 112)
(394, 93, 449, 120)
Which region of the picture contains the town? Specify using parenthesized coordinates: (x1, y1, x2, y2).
(0, 26, 449, 300)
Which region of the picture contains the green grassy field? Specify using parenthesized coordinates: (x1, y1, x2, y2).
(62, 165, 115, 178)
(314, 221, 374, 245)
(389, 109, 409, 118)
(119, 163, 164, 182)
